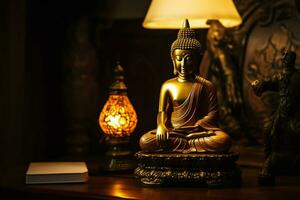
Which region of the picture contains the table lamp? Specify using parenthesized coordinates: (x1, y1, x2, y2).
(143, 0, 241, 29)
(99, 62, 138, 171)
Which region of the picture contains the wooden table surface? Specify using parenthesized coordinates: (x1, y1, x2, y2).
(1, 165, 300, 200)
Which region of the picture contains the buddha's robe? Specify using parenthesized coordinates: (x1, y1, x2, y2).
(139, 76, 231, 153)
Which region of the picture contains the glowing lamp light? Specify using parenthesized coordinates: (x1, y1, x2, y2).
(143, 0, 242, 29)
(99, 94, 137, 137)
(98, 62, 137, 171)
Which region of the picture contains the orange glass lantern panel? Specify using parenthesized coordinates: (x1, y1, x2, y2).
(99, 95, 137, 137)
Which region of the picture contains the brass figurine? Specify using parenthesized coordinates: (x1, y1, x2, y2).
(206, 20, 242, 106)
(252, 50, 300, 184)
(135, 20, 241, 186)
(203, 20, 252, 142)
(139, 20, 231, 153)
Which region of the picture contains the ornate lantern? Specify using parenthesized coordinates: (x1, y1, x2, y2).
(99, 63, 137, 171)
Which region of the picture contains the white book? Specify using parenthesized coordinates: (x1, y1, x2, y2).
(26, 162, 88, 184)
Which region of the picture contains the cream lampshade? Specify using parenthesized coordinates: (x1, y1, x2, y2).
(143, 0, 242, 29)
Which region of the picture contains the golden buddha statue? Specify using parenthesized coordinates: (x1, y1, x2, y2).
(139, 20, 231, 153)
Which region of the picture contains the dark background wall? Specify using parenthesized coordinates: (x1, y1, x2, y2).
(0, 0, 207, 170)
(0, 0, 26, 174)
(1, 0, 299, 172)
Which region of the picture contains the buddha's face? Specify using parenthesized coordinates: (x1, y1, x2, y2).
(172, 49, 198, 79)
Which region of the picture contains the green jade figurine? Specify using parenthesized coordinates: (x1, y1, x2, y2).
(139, 20, 231, 153)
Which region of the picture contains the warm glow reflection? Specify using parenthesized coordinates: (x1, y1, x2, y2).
(111, 182, 135, 199)
(99, 95, 137, 137)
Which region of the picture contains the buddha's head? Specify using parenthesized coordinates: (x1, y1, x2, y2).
(171, 19, 202, 80)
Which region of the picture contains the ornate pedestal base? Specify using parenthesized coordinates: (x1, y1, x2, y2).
(104, 137, 136, 172)
(134, 151, 241, 187)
